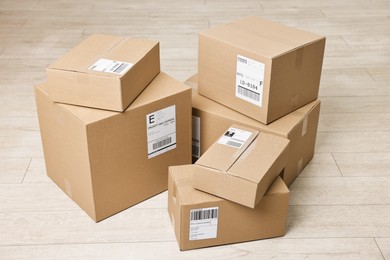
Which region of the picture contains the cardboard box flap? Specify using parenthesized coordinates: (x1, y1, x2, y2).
(48, 34, 124, 74)
(195, 125, 259, 172)
(228, 16, 324, 51)
(107, 38, 158, 65)
(170, 165, 222, 205)
(48, 34, 159, 78)
(228, 132, 290, 183)
(37, 84, 118, 124)
(130, 72, 190, 109)
(267, 175, 289, 195)
(201, 25, 289, 59)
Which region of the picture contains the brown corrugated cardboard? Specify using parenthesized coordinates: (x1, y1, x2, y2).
(168, 165, 289, 251)
(192, 124, 289, 208)
(198, 16, 325, 124)
(35, 72, 191, 222)
(187, 74, 320, 187)
(46, 34, 160, 111)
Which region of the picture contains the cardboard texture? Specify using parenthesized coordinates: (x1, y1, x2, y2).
(46, 34, 160, 111)
(198, 16, 325, 124)
(35, 72, 191, 222)
(168, 165, 290, 251)
(187, 74, 321, 187)
(193, 124, 289, 208)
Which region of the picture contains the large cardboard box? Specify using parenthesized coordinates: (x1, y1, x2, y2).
(168, 165, 289, 251)
(193, 124, 289, 208)
(35, 72, 191, 222)
(198, 16, 325, 124)
(187, 74, 320, 187)
(46, 34, 160, 111)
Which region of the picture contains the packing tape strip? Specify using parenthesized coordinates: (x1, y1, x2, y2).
(302, 116, 308, 137)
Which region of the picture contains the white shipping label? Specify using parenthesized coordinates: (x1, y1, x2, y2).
(217, 127, 253, 149)
(192, 116, 201, 158)
(146, 105, 177, 159)
(189, 207, 219, 241)
(236, 54, 265, 107)
(89, 58, 133, 75)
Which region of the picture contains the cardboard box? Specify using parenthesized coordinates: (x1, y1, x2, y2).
(35, 72, 191, 222)
(198, 16, 325, 124)
(187, 74, 320, 187)
(193, 124, 289, 208)
(46, 34, 160, 111)
(168, 165, 289, 251)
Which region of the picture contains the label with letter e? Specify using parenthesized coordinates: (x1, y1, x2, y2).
(146, 105, 176, 159)
(189, 207, 219, 240)
(236, 54, 265, 107)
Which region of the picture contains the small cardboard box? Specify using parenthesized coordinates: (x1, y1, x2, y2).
(198, 16, 325, 124)
(35, 72, 191, 222)
(187, 74, 321, 187)
(193, 124, 289, 208)
(168, 165, 289, 251)
(46, 34, 160, 111)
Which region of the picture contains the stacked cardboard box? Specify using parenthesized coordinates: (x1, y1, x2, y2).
(188, 74, 321, 187)
(168, 166, 289, 251)
(168, 16, 325, 250)
(35, 34, 192, 222)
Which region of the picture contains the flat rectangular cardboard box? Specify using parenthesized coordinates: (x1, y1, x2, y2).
(35, 72, 191, 222)
(198, 16, 325, 124)
(168, 165, 289, 251)
(193, 124, 289, 208)
(187, 74, 321, 187)
(46, 34, 160, 111)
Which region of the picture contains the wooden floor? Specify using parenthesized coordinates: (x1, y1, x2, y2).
(1, 0, 390, 259)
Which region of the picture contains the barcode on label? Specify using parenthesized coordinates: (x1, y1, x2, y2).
(192, 145, 200, 158)
(226, 140, 242, 148)
(114, 63, 130, 74)
(190, 208, 218, 221)
(237, 86, 260, 102)
(153, 137, 172, 150)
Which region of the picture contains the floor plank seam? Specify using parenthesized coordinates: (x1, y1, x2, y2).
(331, 152, 344, 176)
(373, 237, 386, 260)
(20, 157, 32, 184)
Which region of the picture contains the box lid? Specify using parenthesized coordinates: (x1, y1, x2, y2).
(195, 125, 258, 172)
(195, 124, 289, 183)
(201, 16, 324, 59)
(48, 34, 159, 78)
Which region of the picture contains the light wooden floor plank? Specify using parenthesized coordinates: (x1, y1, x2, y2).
(0, 158, 31, 184)
(286, 205, 390, 238)
(22, 157, 48, 184)
(316, 131, 390, 153)
(320, 81, 390, 97)
(0, 238, 384, 260)
(298, 153, 342, 178)
(333, 152, 390, 177)
(290, 176, 390, 205)
(320, 97, 390, 114)
(319, 113, 390, 132)
(0, 209, 176, 246)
